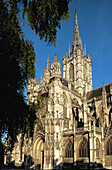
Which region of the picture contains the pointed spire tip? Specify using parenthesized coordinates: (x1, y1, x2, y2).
(55, 53, 57, 62)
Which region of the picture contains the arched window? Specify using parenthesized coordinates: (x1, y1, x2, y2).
(96, 138, 100, 157)
(106, 136, 112, 155)
(79, 138, 88, 157)
(69, 64, 74, 81)
(65, 140, 73, 158)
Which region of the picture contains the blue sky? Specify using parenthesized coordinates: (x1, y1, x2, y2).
(21, 0, 112, 96)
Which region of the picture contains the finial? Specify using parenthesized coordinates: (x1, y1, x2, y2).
(103, 82, 104, 91)
(68, 43, 70, 57)
(102, 82, 106, 94)
(47, 56, 50, 68)
(84, 43, 86, 56)
(88, 53, 90, 58)
(87, 53, 91, 60)
(55, 53, 57, 62)
(37, 79, 39, 85)
(62, 55, 65, 60)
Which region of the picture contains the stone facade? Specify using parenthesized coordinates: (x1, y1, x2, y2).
(4, 7, 112, 170)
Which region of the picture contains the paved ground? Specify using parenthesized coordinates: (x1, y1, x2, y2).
(0, 168, 26, 170)
(0, 166, 25, 170)
(0, 165, 110, 170)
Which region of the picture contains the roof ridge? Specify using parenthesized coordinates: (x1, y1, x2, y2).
(92, 83, 111, 91)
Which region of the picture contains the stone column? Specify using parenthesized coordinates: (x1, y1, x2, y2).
(41, 151, 43, 169)
(62, 56, 66, 79)
(93, 121, 96, 163)
(83, 97, 88, 127)
(101, 126, 105, 167)
(59, 121, 63, 169)
(43, 132, 47, 169)
(43, 118, 49, 170)
(74, 137, 77, 165)
(49, 119, 52, 169)
(89, 118, 93, 163)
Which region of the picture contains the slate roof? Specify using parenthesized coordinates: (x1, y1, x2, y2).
(87, 83, 111, 100)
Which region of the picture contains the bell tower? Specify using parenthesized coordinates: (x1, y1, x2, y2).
(63, 5, 92, 96)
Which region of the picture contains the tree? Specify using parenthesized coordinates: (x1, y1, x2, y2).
(0, 0, 71, 149)
(0, 1, 37, 148)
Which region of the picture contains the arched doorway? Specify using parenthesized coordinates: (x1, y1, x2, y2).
(33, 135, 44, 169)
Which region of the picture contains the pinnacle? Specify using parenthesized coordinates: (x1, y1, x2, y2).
(47, 56, 50, 67)
(54, 53, 57, 62)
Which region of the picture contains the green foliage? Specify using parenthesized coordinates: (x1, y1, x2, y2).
(4, 0, 71, 45)
(26, 0, 70, 44)
(0, 1, 36, 146)
(0, 0, 70, 150)
(28, 94, 49, 121)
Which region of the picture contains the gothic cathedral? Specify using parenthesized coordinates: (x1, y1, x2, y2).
(4, 7, 112, 170)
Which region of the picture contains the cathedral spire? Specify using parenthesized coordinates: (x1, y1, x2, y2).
(72, 2, 82, 52)
(74, 7, 79, 37)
